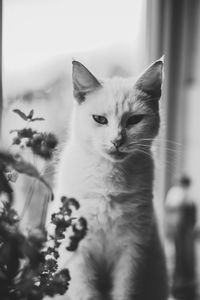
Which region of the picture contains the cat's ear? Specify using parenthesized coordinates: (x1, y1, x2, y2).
(135, 56, 164, 99)
(72, 60, 102, 103)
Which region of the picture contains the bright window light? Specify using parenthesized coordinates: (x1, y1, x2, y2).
(3, 0, 146, 71)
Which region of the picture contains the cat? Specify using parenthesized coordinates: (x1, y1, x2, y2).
(48, 58, 168, 300)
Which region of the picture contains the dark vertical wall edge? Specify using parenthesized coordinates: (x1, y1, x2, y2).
(147, 0, 200, 198)
(0, 0, 2, 139)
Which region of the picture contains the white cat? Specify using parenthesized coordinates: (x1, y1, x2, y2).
(48, 58, 168, 300)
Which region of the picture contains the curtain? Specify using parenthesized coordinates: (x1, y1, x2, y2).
(146, 0, 200, 198)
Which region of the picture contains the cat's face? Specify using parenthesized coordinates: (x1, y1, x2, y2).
(72, 59, 163, 162)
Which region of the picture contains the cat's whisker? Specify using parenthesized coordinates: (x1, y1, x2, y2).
(141, 136, 182, 145)
(130, 145, 180, 176)
(133, 140, 182, 153)
(141, 144, 181, 154)
(130, 147, 153, 158)
(127, 141, 181, 159)
(140, 137, 183, 146)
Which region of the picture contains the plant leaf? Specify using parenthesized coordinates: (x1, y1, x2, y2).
(13, 109, 27, 121)
(28, 109, 34, 119)
(31, 117, 45, 122)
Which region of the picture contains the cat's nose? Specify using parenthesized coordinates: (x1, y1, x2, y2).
(112, 137, 124, 148)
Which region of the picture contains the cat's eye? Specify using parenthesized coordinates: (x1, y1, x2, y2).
(126, 114, 144, 127)
(92, 115, 108, 125)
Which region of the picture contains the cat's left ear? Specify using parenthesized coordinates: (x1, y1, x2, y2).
(72, 61, 102, 103)
(135, 56, 164, 99)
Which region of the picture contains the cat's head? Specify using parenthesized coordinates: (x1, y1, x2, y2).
(71, 58, 164, 162)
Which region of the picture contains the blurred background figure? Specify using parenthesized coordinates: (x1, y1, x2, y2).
(165, 176, 197, 300)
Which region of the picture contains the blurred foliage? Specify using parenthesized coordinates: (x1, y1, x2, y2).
(0, 151, 53, 196)
(11, 109, 57, 160)
(0, 108, 87, 299)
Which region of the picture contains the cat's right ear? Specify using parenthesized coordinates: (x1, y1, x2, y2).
(72, 61, 102, 103)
